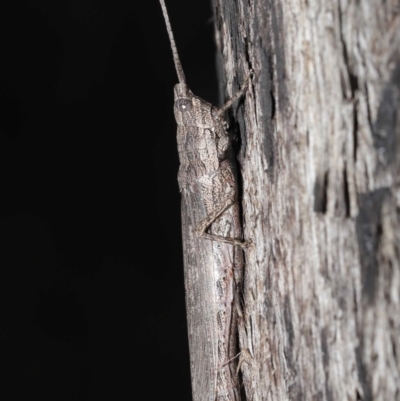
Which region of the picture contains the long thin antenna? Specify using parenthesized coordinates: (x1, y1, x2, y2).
(159, 0, 186, 84)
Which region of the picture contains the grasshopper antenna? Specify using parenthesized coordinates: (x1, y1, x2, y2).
(159, 0, 186, 85)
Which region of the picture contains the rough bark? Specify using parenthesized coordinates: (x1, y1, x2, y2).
(211, 0, 400, 400)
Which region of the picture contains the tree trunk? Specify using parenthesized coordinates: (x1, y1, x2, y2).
(211, 0, 400, 400)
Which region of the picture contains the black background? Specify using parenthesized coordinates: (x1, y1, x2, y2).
(0, 0, 218, 399)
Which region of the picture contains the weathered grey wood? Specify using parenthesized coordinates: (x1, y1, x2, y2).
(212, 0, 400, 400)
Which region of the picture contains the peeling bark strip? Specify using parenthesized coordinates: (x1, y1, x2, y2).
(159, 1, 251, 400)
(212, 0, 400, 400)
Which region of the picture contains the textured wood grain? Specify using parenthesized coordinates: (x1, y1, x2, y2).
(212, 0, 400, 400)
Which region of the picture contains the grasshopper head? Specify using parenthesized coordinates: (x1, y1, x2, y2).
(173, 83, 213, 128)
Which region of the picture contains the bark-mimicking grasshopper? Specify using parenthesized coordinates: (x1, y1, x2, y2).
(159, 1, 251, 400)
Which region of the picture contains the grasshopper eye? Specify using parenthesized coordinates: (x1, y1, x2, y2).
(176, 99, 192, 112)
